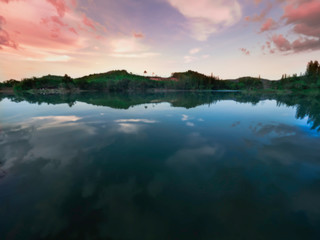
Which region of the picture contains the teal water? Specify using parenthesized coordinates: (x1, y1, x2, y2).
(0, 92, 320, 240)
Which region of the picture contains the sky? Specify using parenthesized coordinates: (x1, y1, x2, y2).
(0, 0, 319, 81)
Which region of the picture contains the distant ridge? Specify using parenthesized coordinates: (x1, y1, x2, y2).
(1, 61, 320, 92)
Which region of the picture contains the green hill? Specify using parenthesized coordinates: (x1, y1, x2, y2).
(1, 60, 319, 93)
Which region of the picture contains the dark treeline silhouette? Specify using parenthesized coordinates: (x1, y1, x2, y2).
(0, 79, 19, 88)
(2, 60, 319, 92)
(272, 60, 320, 90)
(0, 71, 263, 92)
(0, 70, 223, 92)
(306, 60, 320, 76)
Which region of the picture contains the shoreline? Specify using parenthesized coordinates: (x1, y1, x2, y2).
(0, 88, 14, 94)
(1, 87, 320, 96)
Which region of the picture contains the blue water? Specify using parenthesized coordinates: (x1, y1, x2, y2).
(0, 92, 320, 240)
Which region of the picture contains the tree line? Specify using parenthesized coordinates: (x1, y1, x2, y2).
(1, 61, 320, 92)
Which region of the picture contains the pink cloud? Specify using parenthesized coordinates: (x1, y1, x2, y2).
(0, 0, 114, 81)
(70, 0, 77, 8)
(133, 32, 144, 38)
(283, 0, 320, 38)
(254, 0, 262, 5)
(15, 19, 77, 49)
(0, 15, 5, 24)
(240, 48, 250, 55)
(0, 15, 18, 49)
(272, 34, 291, 51)
(293, 23, 320, 37)
(41, 16, 67, 27)
(260, 18, 277, 32)
(0, 0, 105, 59)
(283, 0, 320, 26)
(271, 34, 320, 53)
(291, 38, 320, 52)
(266, 41, 271, 49)
(51, 16, 67, 26)
(245, 2, 272, 22)
(82, 14, 96, 30)
(46, 0, 69, 18)
(69, 27, 77, 35)
(258, 0, 320, 54)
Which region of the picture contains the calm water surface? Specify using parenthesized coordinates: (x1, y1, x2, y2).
(0, 92, 320, 240)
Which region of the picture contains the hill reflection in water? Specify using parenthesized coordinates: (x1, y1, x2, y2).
(2, 91, 320, 131)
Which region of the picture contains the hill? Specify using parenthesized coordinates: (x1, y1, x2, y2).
(0, 60, 319, 93)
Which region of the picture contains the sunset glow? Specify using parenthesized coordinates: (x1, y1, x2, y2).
(1, 0, 319, 80)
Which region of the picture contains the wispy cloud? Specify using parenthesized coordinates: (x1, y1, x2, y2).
(110, 37, 159, 58)
(189, 47, 201, 55)
(240, 48, 250, 55)
(245, 2, 272, 22)
(167, 0, 242, 41)
(182, 114, 189, 121)
(184, 55, 197, 63)
(31, 115, 82, 129)
(186, 122, 195, 127)
(117, 123, 141, 134)
(133, 32, 144, 38)
(115, 119, 157, 123)
(259, 18, 277, 33)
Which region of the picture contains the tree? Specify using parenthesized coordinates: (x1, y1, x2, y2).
(306, 60, 320, 76)
(62, 74, 73, 84)
(62, 74, 74, 89)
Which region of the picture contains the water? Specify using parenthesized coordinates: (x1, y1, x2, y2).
(1, 92, 320, 240)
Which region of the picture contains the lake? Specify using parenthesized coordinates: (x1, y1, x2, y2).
(1, 92, 320, 240)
